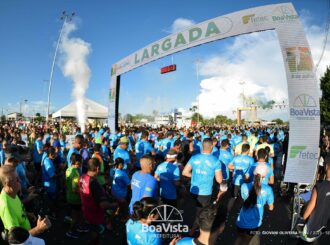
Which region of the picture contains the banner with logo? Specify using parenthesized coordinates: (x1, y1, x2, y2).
(109, 3, 320, 183)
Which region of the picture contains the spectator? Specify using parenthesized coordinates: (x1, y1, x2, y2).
(0, 165, 51, 236)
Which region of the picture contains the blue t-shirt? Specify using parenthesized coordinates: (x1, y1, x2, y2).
(0, 149, 5, 165)
(219, 149, 233, 180)
(231, 154, 254, 186)
(155, 162, 180, 199)
(211, 146, 219, 159)
(110, 133, 119, 148)
(187, 153, 221, 196)
(103, 132, 110, 141)
(33, 139, 43, 163)
(236, 182, 274, 229)
(129, 171, 158, 214)
(113, 147, 130, 170)
(176, 237, 194, 244)
(112, 169, 130, 199)
(248, 162, 274, 185)
(233, 135, 243, 146)
(67, 148, 79, 167)
(126, 219, 162, 245)
(41, 152, 48, 165)
(135, 140, 154, 167)
(42, 157, 56, 193)
(101, 145, 110, 159)
(159, 138, 174, 156)
(16, 162, 29, 190)
(60, 140, 66, 152)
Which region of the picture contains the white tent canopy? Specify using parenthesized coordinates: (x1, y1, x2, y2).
(52, 98, 108, 119)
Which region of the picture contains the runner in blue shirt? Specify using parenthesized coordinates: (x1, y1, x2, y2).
(235, 163, 274, 245)
(135, 131, 155, 168)
(110, 131, 119, 150)
(126, 197, 162, 245)
(42, 147, 57, 217)
(111, 157, 130, 219)
(67, 135, 83, 167)
(227, 144, 254, 213)
(219, 139, 233, 181)
(211, 138, 219, 159)
(33, 134, 43, 174)
(129, 155, 158, 214)
(158, 131, 174, 157)
(154, 149, 180, 206)
(0, 140, 8, 165)
(113, 136, 131, 172)
(183, 138, 222, 235)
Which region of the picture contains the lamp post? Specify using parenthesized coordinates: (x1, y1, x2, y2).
(46, 11, 75, 122)
(194, 59, 200, 125)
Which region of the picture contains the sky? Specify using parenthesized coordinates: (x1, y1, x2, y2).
(0, 0, 329, 121)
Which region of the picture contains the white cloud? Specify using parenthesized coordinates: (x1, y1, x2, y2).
(196, 14, 330, 120)
(169, 18, 195, 33)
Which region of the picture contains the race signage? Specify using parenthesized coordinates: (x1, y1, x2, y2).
(109, 3, 320, 184)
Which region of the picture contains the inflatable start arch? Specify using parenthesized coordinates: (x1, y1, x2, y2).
(109, 3, 320, 184)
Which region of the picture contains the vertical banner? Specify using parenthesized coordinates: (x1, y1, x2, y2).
(109, 3, 320, 183)
(108, 68, 117, 132)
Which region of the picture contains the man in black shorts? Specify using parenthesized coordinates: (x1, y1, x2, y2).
(183, 138, 222, 235)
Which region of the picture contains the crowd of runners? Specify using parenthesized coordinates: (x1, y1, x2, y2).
(0, 121, 329, 245)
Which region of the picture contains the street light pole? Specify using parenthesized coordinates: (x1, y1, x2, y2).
(195, 59, 200, 125)
(46, 11, 75, 122)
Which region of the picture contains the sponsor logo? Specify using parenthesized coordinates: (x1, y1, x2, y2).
(109, 88, 116, 102)
(142, 205, 189, 239)
(289, 145, 318, 160)
(286, 47, 314, 79)
(242, 14, 268, 24)
(111, 64, 117, 76)
(290, 94, 320, 120)
(272, 6, 298, 22)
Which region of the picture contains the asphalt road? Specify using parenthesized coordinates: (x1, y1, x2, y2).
(1, 189, 329, 245)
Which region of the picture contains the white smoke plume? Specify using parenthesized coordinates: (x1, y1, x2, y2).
(59, 21, 91, 132)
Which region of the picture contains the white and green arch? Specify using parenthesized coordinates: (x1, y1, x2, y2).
(109, 3, 320, 184)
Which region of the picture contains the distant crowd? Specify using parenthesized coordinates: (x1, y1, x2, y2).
(0, 121, 329, 245)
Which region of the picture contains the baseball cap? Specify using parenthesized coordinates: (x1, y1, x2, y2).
(119, 136, 129, 144)
(254, 162, 268, 177)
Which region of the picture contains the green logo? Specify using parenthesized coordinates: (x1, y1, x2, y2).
(293, 94, 317, 108)
(290, 146, 307, 158)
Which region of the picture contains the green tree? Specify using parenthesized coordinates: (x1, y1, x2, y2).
(320, 66, 330, 125)
(124, 114, 134, 122)
(192, 113, 203, 123)
(215, 115, 228, 124)
(272, 118, 284, 125)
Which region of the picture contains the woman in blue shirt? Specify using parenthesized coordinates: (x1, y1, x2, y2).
(111, 158, 130, 219)
(235, 162, 274, 245)
(126, 197, 162, 245)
